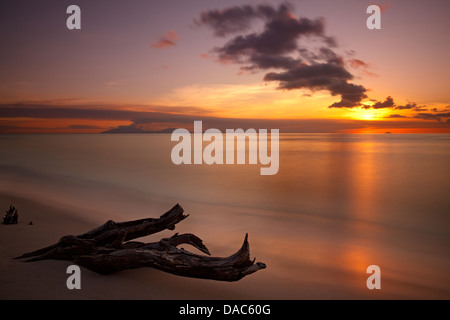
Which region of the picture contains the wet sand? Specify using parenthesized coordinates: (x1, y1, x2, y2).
(1, 193, 449, 300)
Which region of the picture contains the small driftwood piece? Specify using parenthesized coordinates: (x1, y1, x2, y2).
(3, 205, 18, 224)
(16, 204, 266, 281)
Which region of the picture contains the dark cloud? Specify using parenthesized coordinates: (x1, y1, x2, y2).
(197, 3, 368, 109)
(194, 4, 271, 37)
(412, 106, 430, 112)
(198, 3, 444, 114)
(414, 112, 450, 122)
(381, 110, 450, 123)
(196, 7, 244, 36)
(327, 82, 368, 109)
(394, 102, 429, 112)
(0, 104, 141, 120)
(241, 54, 299, 72)
(383, 110, 450, 123)
(213, 17, 325, 59)
(1, 101, 448, 133)
(423, 106, 450, 114)
(264, 63, 352, 88)
(297, 47, 343, 66)
(362, 98, 439, 114)
(0, 103, 212, 121)
(395, 102, 416, 110)
(371, 96, 395, 109)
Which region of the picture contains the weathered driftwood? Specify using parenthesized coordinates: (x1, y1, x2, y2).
(16, 204, 266, 281)
(3, 205, 18, 224)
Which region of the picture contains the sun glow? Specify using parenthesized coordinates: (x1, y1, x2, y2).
(349, 107, 390, 121)
(150, 83, 337, 119)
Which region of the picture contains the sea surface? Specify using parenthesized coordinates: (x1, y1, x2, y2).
(1, 133, 449, 299)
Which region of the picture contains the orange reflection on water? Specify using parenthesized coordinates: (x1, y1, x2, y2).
(322, 137, 383, 280)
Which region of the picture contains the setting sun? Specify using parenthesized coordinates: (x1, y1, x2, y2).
(349, 107, 390, 121)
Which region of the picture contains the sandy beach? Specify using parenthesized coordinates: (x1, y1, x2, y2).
(0, 193, 277, 300)
(2, 192, 449, 300)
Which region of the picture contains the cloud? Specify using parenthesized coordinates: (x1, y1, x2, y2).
(0, 102, 213, 121)
(414, 112, 450, 122)
(197, 3, 369, 109)
(395, 102, 416, 110)
(151, 30, 179, 49)
(0, 104, 141, 120)
(1, 101, 448, 133)
(197, 3, 446, 114)
(363, 98, 442, 116)
(264, 63, 352, 88)
(383, 110, 450, 123)
(391, 102, 428, 111)
(104, 80, 125, 87)
(371, 3, 391, 13)
(0, 125, 23, 131)
(371, 96, 395, 109)
(0, 102, 215, 133)
(194, 4, 280, 37)
(208, 6, 330, 63)
(348, 58, 369, 69)
(347, 58, 379, 77)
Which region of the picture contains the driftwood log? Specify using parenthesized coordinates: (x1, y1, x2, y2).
(3, 205, 18, 224)
(16, 204, 266, 281)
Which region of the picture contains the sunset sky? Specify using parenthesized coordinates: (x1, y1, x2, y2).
(1, 0, 449, 133)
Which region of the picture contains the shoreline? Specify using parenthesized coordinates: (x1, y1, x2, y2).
(0, 193, 269, 300)
(2, 192, 449, 300)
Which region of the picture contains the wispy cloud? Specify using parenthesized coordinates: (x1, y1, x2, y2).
(151, 30, 179, 49)
(104, 80, 126, 87)
(370, 2, 391, 13)
(347, 58, 379, 77)
(0, 102, 211, 121)
(1, 101, 448, 134)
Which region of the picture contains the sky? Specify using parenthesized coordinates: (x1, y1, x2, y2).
(0, 0, 449, 133)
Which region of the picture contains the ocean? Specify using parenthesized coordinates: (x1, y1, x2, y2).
(1, 133, 449, 299)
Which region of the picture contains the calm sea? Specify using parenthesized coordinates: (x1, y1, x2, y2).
(1, 133, 449, 298)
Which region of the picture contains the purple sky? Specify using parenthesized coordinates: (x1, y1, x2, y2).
(0, 0, 449, 132)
